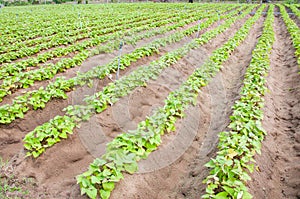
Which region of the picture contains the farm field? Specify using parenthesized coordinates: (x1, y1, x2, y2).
(0, 2, 299, 199)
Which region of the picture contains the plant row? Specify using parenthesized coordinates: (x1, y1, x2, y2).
(0, 8, 214, 101)
(0, 3, 199, 34)
(0, 5, 239, 105)
(0, 13, 105, 53)
(202, 5, 275, 199)
(22, 3, 254, 161)
(0, 9, 186, 55)
(0, 3, 224, 47)
(0, 11, 104, 46)
(0, 4, 189, 46)
(0, 5, 248, 126)
(0, 10, 196, 78)
(279, 4, 300, 66)
(284, 4, 300, 20)
(2, 4, 210, 54)
(76, 5, 265, 199)
(0, 11, 182, 64)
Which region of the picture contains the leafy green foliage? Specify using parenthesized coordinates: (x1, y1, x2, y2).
(285, 4, 300, 20)
(203, 5, 275, 198)
(0, 6, 210, 101)
(0, 4, 243, 125)
(280, 4, 300, 66)
(0, 10, 188, 78)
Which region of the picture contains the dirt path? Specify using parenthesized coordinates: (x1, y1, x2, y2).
(247, 15, 300, 199)
(108, 15, 265, 199)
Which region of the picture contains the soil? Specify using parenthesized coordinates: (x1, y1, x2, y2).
(0, 6, 299, 199)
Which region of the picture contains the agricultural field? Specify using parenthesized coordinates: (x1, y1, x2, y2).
(0, 2, 299, 199)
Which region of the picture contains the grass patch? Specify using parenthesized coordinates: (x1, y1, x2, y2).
(0, 157, 30, 199)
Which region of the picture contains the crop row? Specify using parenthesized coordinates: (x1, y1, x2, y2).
(203, 5, 275, 199)
(0, 5, 244, 124)
(0, 10, 185, 64)
(0, 4, 181, 46)
(0, 7, 216, 101)
(0, 4, 215, 47)
(286, 4, 300, 20)
(76, 5, 265, 199)
(24, 2, 254, 163)
(0, 6, 105, 34)
(0, 3, 196, 31)
(0, 11, 103, 46)
(279, 4, 300, 66)
(0, 15, 201, 123)
(0, 9, 184, 55)
(0, 9, 199, 77)
(1, 3, 214, 55)
(22, 5, 255, 159)
(0, 13, 102, 52)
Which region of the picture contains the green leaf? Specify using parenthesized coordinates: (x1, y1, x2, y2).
(81, 178, 91, 188)
(204, 160, 215, 168)
(102, 182, 115, 191)
(91, 176, 101, 184)
(215, 192, 229, 199)
(124, 162, 138, 174)
(59, 132, 68, 139)
(86, 187, 97, 199)
(100, 189, 111, 199)
(32, 151, 40, 158)
(102, 168, 112, 177)
(222, 186, 235, 196)
(242, 191, 253, 199)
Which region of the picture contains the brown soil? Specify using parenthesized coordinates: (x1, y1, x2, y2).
(247, 15, 300, 199)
